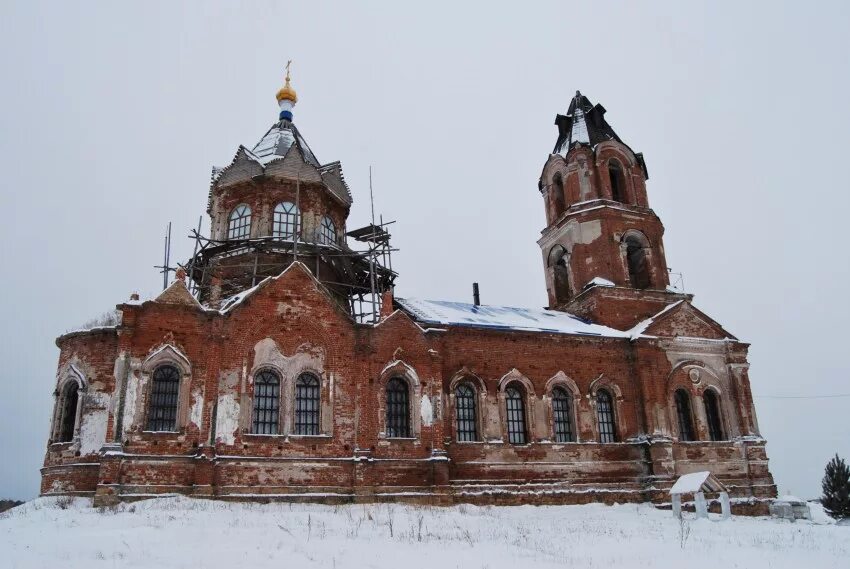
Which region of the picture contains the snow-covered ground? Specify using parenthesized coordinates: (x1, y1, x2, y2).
(0, 496, 846, 568)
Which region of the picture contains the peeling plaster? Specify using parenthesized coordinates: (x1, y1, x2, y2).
(215, 393, 240, 445)
(420, 395, 433, 426)
(189, 390, 204, 430)
(79, 392, 110, 454)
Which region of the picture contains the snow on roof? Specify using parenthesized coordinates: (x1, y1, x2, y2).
(396, 298, 628, 337)
(627, 300, 684, 339)
(669, 471, 727, 495)
(586, 276, 615, 288)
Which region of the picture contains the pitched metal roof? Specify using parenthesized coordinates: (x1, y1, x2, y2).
(395, 298, 627, 337)
(553, 91, 622, 154)
(252, 120, 320, 167)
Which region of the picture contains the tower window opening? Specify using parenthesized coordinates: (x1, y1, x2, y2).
(252, 370, 280, 435)
(552, 173, 566, 217)
(505, 384, 528, 444)
(704, 389, 725, 441)
(57, 382, 79, 443)
(625, 235, 651, 289)
(596, 389, 617, 443)
(455, 383, 478, 442)
(273, 202, 300, 240)
(548, 245, 571, 303)
(608, 160, 626, 203)
(227, 204, 252, 240)
(385, 377, 410, 438)
(294, 373, 321, 435)
(319, 215, 337, 245)
(674, 389, 696, 442)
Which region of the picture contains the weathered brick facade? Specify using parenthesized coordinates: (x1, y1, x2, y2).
(41, 88, 775, 512)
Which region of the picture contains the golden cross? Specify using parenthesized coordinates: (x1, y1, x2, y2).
(285, 60, 292, 82)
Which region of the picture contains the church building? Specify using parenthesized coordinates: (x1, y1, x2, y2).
(41, 71, 776, 511)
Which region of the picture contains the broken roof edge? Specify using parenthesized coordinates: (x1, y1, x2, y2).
(669, 471, 727, 495)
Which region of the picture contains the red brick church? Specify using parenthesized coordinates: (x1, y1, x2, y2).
(42, 71, 776, 510)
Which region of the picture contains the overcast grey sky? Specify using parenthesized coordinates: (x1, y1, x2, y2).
(1, 1, 848, 500)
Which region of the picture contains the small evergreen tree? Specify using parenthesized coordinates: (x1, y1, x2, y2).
(821, 454, 850, 520)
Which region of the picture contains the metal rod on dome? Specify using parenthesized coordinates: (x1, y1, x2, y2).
(159, 221, 172, 291)
(294, 170, 300, 261)
(368, 166, 378, 323)
(187, 216, 203, 295)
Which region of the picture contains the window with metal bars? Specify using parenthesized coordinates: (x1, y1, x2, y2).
(272, 202, 300, 239)
(674, 389, 696, 442)
(455, 383, 478, 442)
(319, 215, 337, 245)
(596, 389, 617, 443)
(294, 373, 321, 435)
(57, 382, 79, 442)
(252, 370, 280, 435)
(551, 387, 575, 443)
(227, 204, 252, 240)
(385, 377, 410, 438)
(146, 365, 180, 432)
(505, 384, 527, 445)
(704, 389, 724, 441)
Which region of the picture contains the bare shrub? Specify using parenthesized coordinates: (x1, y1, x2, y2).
(55, 495, 74, 510)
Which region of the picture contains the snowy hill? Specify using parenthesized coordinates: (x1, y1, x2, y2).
(0, 496, 846, 568)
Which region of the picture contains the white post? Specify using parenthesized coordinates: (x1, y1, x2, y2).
(720, 492, 731, 520)
(672, 493, 682, 519)
(695, 491, 708, 519)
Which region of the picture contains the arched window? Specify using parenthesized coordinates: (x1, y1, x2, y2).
(625, 235, 651, 289)
(385, 378, 410, 438)
(319, 215, 337, 245)
(608, 160, 626, 202)
(455, 383, 478, 442)
(704, 389, 725, 441)
(596, 389, 617, 443)
(551, 387, 575, 443)
(294, 373, 321, 435)
(674, 389, 696, 442)
(57, 382, 79, 443)
(272, 202, 300, 239)
(548, 245, 571, 303)
(146, 365, 180, 432)
(252, 370, 280, 435)
(552, 173, 566, 217)
(505, 384, 528, 444)
(227, 204, 252, 240)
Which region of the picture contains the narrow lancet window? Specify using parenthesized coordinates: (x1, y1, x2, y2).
(596, 389, 617, 443)
(552, 387, 575, 443)
(455, 383, 478, 442)
(505, 384, 528, 444)
(386, 378, 410, 438)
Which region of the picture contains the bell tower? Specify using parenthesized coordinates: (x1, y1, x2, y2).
(538, 92, 682, 329)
